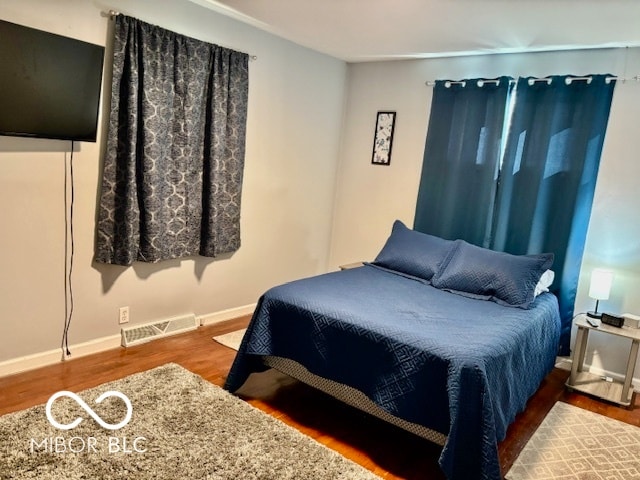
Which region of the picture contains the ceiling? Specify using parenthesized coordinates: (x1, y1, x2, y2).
(188, 0, 640, 62)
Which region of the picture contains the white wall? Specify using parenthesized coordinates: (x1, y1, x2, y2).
(329, 48, 640, 379)
(0, 0, 347, 364)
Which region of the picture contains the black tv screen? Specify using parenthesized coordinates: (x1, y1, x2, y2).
(0, 20, 104, 142)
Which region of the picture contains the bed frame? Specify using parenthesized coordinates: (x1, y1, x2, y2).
(263, 355, 447, 446)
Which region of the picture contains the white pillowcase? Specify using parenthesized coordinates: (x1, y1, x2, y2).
(534, 270, 555, 297)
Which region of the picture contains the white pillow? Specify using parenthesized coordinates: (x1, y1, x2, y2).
(534, 269, 555, 297)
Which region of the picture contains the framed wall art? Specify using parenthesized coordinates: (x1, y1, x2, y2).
(371, 111, 396, 166)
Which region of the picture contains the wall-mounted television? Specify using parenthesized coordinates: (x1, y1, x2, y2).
(0, 20, 105, 142)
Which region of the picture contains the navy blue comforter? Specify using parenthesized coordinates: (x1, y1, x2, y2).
(225, 265, 561, 480)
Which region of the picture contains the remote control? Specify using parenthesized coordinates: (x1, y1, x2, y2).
(587, 317, 601, 328)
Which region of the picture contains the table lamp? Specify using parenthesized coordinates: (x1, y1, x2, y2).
(586, 268, 613, 319)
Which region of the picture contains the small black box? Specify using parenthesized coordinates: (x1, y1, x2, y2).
(601, 312, 625, 328)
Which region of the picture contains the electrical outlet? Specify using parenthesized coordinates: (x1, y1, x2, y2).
(119, 306, 130, 324)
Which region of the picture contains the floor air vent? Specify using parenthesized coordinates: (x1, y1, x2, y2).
(121, 314, 198, 347)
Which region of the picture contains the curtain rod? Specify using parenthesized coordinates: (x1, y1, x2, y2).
(425, 75, 640, 87)
(100, 10, 258, 61)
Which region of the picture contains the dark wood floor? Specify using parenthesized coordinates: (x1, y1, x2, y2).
(1, 316, 639, 479)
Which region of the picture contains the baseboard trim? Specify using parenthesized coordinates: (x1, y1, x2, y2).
(0, 304, 256, 378)
(0, 334, 122, 378)
(555, 356, 573, 372)
(198, 303, 255, 326)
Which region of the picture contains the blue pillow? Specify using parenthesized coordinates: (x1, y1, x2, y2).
(372, 220, 455, 283)
(431, 240, 554, 309)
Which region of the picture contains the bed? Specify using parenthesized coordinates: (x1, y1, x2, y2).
(225, 221, 561, 480)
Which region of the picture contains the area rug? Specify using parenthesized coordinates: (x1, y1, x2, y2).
(213, 328, 246, 351)
(0, 363, 379, 479)
(506, 401, 640, 480)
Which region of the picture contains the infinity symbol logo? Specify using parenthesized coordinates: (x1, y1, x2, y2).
(45, 391, 133, 431)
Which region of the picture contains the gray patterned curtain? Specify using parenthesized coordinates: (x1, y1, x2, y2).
(95, 15, 249, 265)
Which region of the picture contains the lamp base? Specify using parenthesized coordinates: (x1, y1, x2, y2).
(587, 311, 603, 319)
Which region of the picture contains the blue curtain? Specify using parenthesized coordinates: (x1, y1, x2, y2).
(415, 74, 615, 355)
(491, 75, 616, 355)
(414, 78, 513, 246)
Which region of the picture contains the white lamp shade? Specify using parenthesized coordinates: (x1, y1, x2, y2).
(588, 268, 613, 301)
